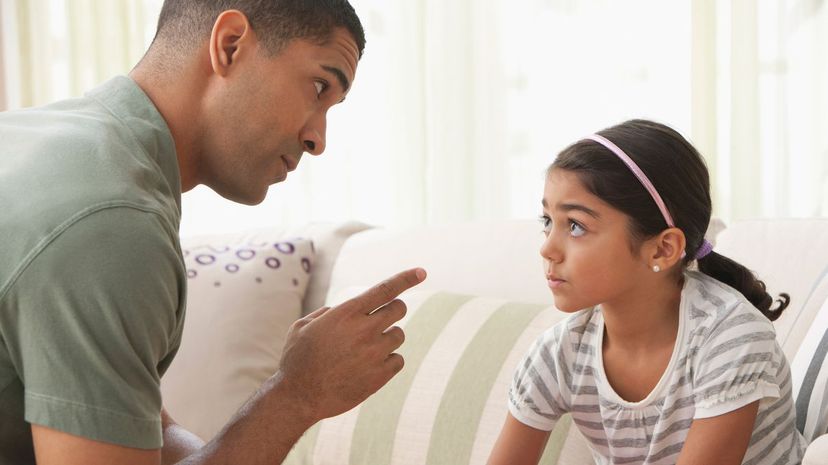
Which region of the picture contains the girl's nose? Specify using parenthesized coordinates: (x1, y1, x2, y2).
(539, 234, 563, 263)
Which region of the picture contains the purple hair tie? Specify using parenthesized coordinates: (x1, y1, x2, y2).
(695, 239, 714, 260)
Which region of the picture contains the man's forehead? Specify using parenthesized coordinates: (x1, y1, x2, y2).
(321, 29, 360, 79)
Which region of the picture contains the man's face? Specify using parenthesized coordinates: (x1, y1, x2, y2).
(200, 27, 359, 205)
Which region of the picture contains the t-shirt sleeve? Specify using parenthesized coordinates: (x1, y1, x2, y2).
(5, 206, 185, 448)
(508, 326, 569, 431)
(692, 303, 782, 419)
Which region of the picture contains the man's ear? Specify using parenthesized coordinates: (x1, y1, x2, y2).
(208, 10, 254, 76)
(647, 227, 687, 271)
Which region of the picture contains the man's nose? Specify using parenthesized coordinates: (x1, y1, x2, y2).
(301, 117, 327, 155)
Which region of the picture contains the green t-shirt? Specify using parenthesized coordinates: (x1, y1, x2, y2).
(0, 76, 187, 462)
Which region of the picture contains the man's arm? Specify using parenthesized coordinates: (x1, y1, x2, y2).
(161, 409, 205, 465)
(32, 268, 426, 465)
(31, 425, 161, 465)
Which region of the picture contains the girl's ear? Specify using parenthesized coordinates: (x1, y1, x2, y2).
(648, 227, 687, 271)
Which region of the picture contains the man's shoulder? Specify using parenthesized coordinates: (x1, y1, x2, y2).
(0, 93, 143, 201)
(0, 93, 125, 152)
(0, 96, 180, 299)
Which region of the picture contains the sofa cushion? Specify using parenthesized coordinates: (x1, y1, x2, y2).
(285, 289, 594, 465)
(715, 219, 828, 360)
(326, 221, 553, 306)
(803, 433, 828, 465)
(161, 232, 315, 441)
(792, 285, 828, 443)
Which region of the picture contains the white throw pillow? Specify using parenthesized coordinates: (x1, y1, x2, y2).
(161, 233, 315, 441)
(288, 221, 372, 315)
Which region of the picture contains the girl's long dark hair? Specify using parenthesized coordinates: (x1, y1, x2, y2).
(551, 119, 789, 321)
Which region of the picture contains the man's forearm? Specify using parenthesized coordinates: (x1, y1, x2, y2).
(161, 410, 206, 465)
(175, 372, 316, 465)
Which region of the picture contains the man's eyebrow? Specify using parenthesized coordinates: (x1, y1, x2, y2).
(541, 199, 600, 219)
(321, 65, 350, 94)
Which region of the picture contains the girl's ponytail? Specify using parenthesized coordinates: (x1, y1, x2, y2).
(697, 251, 790, 321)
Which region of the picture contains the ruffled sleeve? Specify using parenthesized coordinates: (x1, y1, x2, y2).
(508, 324, 570, 431)
(691, 302, 782, 419)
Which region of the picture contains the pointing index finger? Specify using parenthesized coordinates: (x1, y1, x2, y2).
(347, 268, 426, 314)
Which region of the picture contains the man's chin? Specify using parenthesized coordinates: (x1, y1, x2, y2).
(209, 184, 269, 206)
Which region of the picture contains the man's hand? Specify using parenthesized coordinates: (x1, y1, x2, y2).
(178, 268, 427, 465)
(276, 267, 427, 422)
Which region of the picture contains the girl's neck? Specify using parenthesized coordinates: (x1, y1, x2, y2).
(600, 274, 684, 354)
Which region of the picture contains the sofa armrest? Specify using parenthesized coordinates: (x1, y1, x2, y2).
(804, 434, 828, 465)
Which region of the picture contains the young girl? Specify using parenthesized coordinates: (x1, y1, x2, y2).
(488, 120, 806, 465)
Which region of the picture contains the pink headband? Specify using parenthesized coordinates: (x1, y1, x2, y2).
(584, 134, 713, 260)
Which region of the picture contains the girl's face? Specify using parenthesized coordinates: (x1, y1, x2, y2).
(540, 168, 652, 312)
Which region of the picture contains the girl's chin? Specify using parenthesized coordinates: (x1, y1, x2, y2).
(551, 297, 589, 313)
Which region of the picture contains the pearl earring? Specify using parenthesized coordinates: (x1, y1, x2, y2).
(652, 265, 661, 273)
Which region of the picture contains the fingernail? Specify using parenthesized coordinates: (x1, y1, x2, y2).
(416, 268, 427, 281)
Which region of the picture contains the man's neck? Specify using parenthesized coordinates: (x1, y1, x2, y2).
(128, 53, 206, 193)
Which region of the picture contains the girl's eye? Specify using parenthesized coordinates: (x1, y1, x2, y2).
(569, 221, 586, 237)
(538, 215, 552, 234)
(314, 81, 328, 97)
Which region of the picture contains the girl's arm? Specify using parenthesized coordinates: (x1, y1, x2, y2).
(676, 400, 760, 465)
(487, 413, 552, 465)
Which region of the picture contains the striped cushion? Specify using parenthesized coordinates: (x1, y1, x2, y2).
(778, 265, 828, 361)
(284, 290, 594, 465)
(793, 284, 828, 443)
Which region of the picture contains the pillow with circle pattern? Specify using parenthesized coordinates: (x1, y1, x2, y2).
(161, 233, 315, 441)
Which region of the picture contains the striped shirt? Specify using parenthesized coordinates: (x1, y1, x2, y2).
(509, 271, 806, 464)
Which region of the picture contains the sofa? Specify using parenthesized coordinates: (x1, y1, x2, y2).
(162, 218, 828, 464)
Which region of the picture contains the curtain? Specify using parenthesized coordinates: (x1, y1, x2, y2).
(1, 0, 825, 236)
(693, 0, 828, 218)
(0, 0, 159, 109)
(0, 1, 7, 111)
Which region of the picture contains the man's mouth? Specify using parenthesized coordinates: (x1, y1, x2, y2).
(281, 155, 300, 172)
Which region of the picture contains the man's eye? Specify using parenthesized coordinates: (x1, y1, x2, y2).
(314, 81, 328, 96)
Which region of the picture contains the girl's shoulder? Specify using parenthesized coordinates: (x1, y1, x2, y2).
(683, 270, 776, 341)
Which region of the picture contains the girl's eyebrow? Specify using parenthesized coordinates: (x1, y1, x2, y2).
(559, 203, 601, 219)
(541, 199, 601, 219)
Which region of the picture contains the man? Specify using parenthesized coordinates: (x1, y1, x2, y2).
(0, 1, 425, 464)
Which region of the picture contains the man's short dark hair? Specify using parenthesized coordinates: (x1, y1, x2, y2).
(153, 0, 365, 58)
